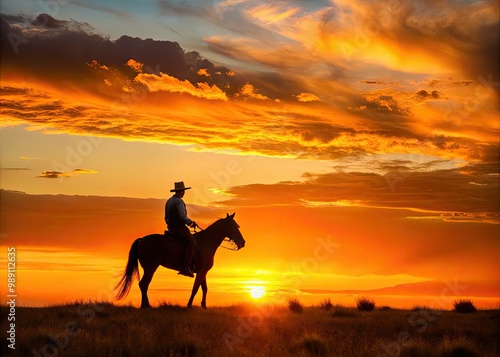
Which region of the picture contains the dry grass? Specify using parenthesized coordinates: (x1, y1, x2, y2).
(1, 301, 499, 357)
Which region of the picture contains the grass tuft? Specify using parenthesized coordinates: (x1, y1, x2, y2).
(453, 299, 477, 313)
(399, 337, 481, 357)
(356, 296, 375, 311)
(287, 298, 304, 314)
(295, 333, 329, 357)
(157, 300, 186, 311)
(318, 298, 333, 311)
(438, 337, 480, 357)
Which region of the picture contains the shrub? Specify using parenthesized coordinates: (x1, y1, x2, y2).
(319, 298, 333, 311)
(356, 296, 375, 311)
(295, 334, 329, 357)
(287, 298, 304, 313)
(453, 299, 477, 313)
(379, 305, 392, 311)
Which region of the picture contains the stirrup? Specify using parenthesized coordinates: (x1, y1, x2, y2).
(178, 268, 194, 278)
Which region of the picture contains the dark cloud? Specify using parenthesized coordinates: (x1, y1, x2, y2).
(349, 95, 411, 115)
(415, 89, 440, 99)
(1, 13, 238, 96)
(1, 13, 289, 104)
(36, 168, 97, 179)
(0, 189, 221, 252)
(37, 170, 69, 179)
(222, 162, 500, 221)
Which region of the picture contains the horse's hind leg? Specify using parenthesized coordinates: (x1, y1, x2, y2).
(139, 265, 158, 308)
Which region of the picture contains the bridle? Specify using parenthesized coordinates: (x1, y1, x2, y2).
(192, 220, 243, 251)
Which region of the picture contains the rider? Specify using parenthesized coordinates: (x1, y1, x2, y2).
(165, 181, 197, 278)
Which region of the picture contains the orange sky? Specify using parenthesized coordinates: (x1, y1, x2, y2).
(0, 0, 499, 308)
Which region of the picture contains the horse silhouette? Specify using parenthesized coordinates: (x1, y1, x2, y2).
(115, 213, 245, 308)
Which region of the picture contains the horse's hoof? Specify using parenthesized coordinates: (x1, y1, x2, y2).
(140, 304, 151, 309)
(186, 304, 192, 309)
(201, 303, 207, 309)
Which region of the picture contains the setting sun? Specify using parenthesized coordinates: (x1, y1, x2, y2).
(249, 286, 266, 299)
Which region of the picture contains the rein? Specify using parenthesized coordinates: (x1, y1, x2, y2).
(192, 222, 240, 251)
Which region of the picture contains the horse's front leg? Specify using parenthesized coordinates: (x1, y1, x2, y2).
(200, 278, 208, 309)
(187, 272, 206, 308)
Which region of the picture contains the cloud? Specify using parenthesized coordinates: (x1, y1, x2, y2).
(135, 72, 228, 101)
(0, 10, 498, 164)
(125, 58, 144, 72)
(236, 83, 269, 100)
(245, 4, 300, 25)
(221, 162, 500, 223)
(36, 168, 98, 179)
(296, 92, 320, 102)
(196, 68, 210, 77)
(72, 168, 98, 174)
(0, 167, 30, 170)
(19, 155, 44, 160)
(37, 171, 70, 179)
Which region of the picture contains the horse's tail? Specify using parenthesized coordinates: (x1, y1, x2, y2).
(114, 238, 141, 300)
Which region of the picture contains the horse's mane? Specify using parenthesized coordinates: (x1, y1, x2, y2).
(194, 217, 240, 250)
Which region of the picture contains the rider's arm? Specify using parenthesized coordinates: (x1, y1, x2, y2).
(175, 198, 193, 226)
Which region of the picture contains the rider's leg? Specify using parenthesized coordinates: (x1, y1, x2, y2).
(172, 225, 197, 276)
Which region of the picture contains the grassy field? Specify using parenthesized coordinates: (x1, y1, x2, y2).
(1, 301, 499, 357)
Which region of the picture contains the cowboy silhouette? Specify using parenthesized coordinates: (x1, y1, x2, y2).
(165, 181, 197, 277)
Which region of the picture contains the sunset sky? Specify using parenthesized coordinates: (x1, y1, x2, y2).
(0, 0, 499, 309)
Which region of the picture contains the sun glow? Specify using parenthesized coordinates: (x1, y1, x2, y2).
(248, 286, 266, 299)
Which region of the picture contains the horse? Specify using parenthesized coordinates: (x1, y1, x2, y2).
(114, 213, 245, 308)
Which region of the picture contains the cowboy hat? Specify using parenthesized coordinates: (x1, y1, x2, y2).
(170, 181, 191, 192)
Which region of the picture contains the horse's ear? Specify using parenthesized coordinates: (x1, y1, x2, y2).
(230, 212, 235, 219)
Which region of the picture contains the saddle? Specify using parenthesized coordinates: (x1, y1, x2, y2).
(163, 230, 198, 245)
(164, 230, 197, 273)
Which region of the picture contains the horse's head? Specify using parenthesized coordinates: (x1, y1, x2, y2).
(222, 212, 245, 250)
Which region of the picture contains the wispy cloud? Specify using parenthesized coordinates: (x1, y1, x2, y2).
(36, 168, 98, 179)
(0, 167, 31, 170)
